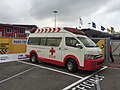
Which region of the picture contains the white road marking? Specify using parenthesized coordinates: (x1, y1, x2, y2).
(0, 67, 36, 84)
(62, 66, 108, 90)
(18, 60, 83, 79)
(80, 84, 91, 89)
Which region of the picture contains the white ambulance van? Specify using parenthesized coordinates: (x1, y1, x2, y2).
(26, 27, 104, 72)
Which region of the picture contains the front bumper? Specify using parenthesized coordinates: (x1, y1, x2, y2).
(79, 57, 104, 71)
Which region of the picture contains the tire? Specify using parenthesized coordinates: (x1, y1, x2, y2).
(66, 59, 78, 73)
(30, 53, 38, 64)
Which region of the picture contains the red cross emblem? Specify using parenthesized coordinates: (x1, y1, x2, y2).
(49, 48, 55, 58)
(49, 47, 55, 55)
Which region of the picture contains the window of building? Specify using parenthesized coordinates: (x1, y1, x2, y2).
(19, 29, 25, 34)
(6, 28, 12, 33)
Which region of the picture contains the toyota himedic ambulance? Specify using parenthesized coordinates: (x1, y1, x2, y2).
(26, 27, 104, 72)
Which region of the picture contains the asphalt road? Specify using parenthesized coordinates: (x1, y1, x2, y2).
(0, 61, 78, 90)
(0, 60, 106, 90)
(0, 55, 119, 90)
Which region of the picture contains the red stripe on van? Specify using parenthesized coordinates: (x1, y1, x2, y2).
(48, 28, 52, 32)
(57, 28, 60, 32)
(37, 29, 40, 33)
(41, 29, 44, 33)
(53, 28, 56, 32)
(38, 57, 64, 66)
(44, 28, 48, 33)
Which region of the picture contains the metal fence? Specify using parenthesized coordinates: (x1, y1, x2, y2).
(111, 40, 120, 56)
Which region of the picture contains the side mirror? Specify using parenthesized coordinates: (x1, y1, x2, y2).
(76, 43, 83, 49)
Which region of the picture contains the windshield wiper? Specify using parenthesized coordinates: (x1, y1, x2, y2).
(86, 46, 97, 47)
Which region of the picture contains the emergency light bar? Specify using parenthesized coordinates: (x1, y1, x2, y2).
(35, 27, 61, 33)
(35, 27, 85, 35)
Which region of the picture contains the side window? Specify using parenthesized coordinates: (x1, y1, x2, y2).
(66, 37, 79, 47)
(28, 37, 40, 45)
(46, 37, 62, 47)
(40, 38, 46, 46)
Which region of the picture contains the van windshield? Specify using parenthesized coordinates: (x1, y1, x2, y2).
(77, 37, 97, 47)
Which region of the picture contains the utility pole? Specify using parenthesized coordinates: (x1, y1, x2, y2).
(53, 10, 58, 28)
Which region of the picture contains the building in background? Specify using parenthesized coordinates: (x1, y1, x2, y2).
(13, 24, 38, 33)
(0, 23, 38, 38)
(0, 23, 38, 54)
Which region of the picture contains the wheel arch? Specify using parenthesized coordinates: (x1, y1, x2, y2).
(63, 55, 80, 67)
(30, 50, 38, 59)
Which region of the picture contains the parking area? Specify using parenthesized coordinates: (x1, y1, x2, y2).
(0, 33, 119, 90)
(1, 55, 120, 90)
(0, 60, 107, 90)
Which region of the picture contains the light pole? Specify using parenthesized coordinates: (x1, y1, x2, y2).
(53, 10, 58, 28)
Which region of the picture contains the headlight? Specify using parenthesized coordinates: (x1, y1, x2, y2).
(84, 54, 95, 60)
(84, 54, 103, 60)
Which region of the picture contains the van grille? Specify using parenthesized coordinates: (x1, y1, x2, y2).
(94, 54, 102, 59)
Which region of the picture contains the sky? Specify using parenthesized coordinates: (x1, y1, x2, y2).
(0, 0, 120, 32)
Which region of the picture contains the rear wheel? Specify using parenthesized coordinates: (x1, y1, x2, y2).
(66, 59, 78, 73)
(30, 53, 38, 64)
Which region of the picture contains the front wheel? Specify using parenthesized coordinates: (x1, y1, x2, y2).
(66, 59, 78, 73)
(30, 54, 38, 64)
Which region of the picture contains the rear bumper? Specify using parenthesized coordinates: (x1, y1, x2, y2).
(78, 57, 104, 71)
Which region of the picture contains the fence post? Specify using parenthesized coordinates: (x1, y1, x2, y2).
(105, 38, 110, 62)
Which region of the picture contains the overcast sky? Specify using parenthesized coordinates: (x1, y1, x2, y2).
(0, 0, 120, 32)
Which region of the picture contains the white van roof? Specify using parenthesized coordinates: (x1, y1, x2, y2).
(34, 27, 85, 35)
